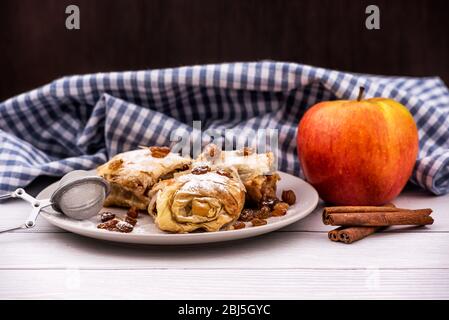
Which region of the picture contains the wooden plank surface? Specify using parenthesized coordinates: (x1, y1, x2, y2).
(1, 184, 448, 299)
(1, 269, 448, 300)
(2, 232, 448, 270)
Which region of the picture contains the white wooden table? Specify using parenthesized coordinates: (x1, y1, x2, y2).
(1, 178, 448, 300)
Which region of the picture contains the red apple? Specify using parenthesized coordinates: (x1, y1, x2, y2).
(297, 89, 419, 205)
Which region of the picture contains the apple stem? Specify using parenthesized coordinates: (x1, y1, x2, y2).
(357, 86, 365, 101)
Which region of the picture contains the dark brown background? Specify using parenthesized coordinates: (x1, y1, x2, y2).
(1, 0, 448, 101)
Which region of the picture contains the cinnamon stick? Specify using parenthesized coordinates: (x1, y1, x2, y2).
(322, 206, 396, 223)
(338, 226, 381, 244)
(323, 206, 433, 226)
(328, 226, 382, 244)
(328, 227, 344, 242)
(324, 209, 433, 226)
(324, 206, 399, 214)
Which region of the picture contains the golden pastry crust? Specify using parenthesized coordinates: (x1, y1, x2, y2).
(154, 167, 246, 233)
(97, 148, 191, 209)
(197, 145, 275, 176)
(196, 145, 279, 204)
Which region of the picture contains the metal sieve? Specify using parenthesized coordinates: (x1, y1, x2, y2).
(0, 170, 110, 233)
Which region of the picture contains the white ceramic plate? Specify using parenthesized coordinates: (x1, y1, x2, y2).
(37, 172, 319, 245)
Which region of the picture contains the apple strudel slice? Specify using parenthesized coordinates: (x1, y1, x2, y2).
(97, 147, 191, 210)
(152, 165, 246, 233)
(196, 145, 280, 206)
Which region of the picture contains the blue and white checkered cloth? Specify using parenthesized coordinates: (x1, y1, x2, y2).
(1, 62, 449, 195)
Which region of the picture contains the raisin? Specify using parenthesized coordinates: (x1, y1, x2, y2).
(216, 169, 231, 178)
(237, 147, 253, 156)
(272, 202, 289, 217)
(116, 221, 134, 233)
(100, 212, 115, 223)
(203, 144, 220, 161)
(192, 166, 211, 175)
(150, 146, 170, 158)
(208, 146, 215, 158)
(127, 206, 139, 219)
(260, 197, 279, 209)
(255, 206, 271, 219)
(281, 190, 296, 205)
(251, 218, 267, 226)
(239, 209, 257, 222)
(242, 147, 253, 156)
(232, 221, 246, 230)
(125, 216, 138, 226)
(97, 219, 119, 230)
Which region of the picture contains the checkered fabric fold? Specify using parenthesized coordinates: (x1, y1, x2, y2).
(1, 62, 449, 195)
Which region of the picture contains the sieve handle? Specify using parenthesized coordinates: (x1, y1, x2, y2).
(13, 189, 53, 228)
(0, 225, 26, 234)
(0, 189, 52, 231)
(0, 190, 25, 233)
(1, 189, 31, 201)
(0, 193, 13, 201)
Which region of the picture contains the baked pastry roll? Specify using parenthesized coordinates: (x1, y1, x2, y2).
(197, 145, 280, 205)
(153, 166, 246, 233)
(97, 147, 191, 210)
